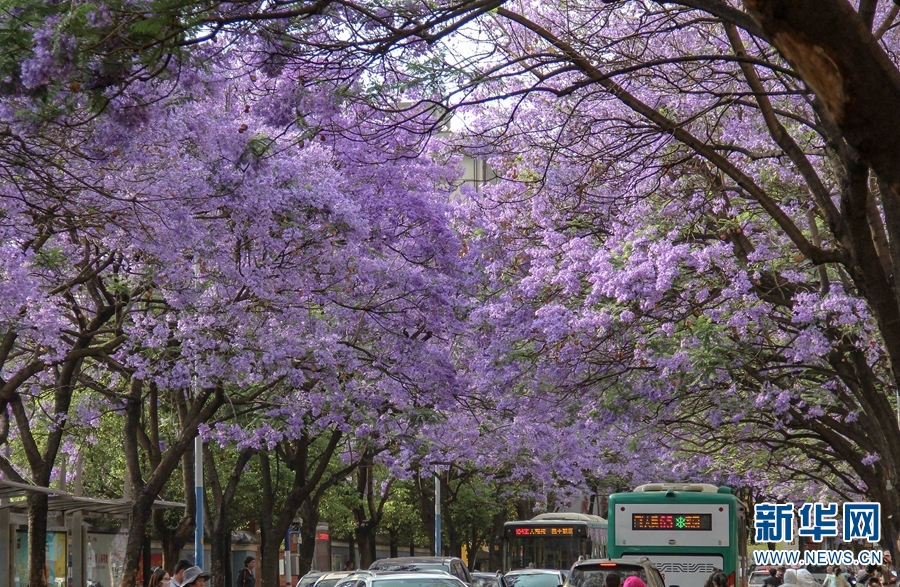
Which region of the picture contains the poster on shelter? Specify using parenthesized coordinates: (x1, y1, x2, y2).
(14, 531, 67, 587)
(87, 531, 129, 587)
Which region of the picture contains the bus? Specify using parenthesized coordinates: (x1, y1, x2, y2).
(607, 484, 748, 587)
(503, 512, 608, 571)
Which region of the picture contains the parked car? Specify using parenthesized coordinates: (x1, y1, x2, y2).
(315, 571, 361, 587)
(472, 572, 512, 587)
(369, 557, 473, 585)
(297, 572, 326, 587)
(505, 570, 567, 587)
(563, 558, 665, 587)
(336, 571, 469, 587)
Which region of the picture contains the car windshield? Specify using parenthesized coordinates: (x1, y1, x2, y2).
(300, 577, 324, 587)
(472, 577, 499, 587)
(317, 578, 346, 587)
(370, 563, 450, 573)
(372, 580, 463, 587)
(566, 565, 648, 587)
(506, 574, 561, 587)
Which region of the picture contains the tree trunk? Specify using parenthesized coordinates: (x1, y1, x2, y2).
(355, 524, 376, 570)
(157, 522, 190, 576)
(415, 471, 435, 555)
(488, 510, 506, 572)
(156, 449, 196, 573)
(260, 530, 282, 587)
(207, 447, 254, 587)
(297, 522, 317, 575)
(348, 534, 356, 568)
(209, 507, 231, 587)
(259, 451, 280, 587)
(120, 491, 155, 587)
(297, 497, 319, 574)
(27, 493, 49, 587)
(389, 528, 398, 558)
(120, 379, 224, 587)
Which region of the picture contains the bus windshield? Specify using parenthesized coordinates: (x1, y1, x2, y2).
(506, 534, 582, 570)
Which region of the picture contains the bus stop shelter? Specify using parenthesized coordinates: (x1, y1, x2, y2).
(0, 479, 184, 586)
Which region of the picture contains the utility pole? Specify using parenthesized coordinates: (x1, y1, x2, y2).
(195, 434, 204, 567)
(434, 466, 441, 556)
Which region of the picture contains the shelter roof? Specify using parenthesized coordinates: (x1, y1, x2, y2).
(0, 479, 184, 516)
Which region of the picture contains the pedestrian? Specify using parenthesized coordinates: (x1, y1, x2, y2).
(181, 566, 211, 587)
(883, 553, 895, 580)
(623, 576, 648, 587)
(797, 569, 821, 587)
(345, 560, 356, 571)
(783, 569, 801, 587)
(171, 560, 193, 587)
(765, 568, 784, 587)
(825, 567, 849, 587)
(148, 568, 172, 587)
(605, 574, 622, 587)
(704, 571, 728, 587)
(236, 556, 256, 587)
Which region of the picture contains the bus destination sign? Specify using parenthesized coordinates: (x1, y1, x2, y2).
(632, 513, 712, 531)
(513, 527, 575, 536)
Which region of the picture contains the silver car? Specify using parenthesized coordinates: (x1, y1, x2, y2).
(336, 571, 470, 587)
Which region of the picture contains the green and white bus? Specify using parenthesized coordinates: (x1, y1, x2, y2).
(608, 484, 748, 587)
(503, 513, 609, 571)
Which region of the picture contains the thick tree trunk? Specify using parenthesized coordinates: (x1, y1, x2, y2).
(259, 523, 281, 587)
(120, 491, 155, 587)
(209, 508, 232, 587)
(297, 525, 317, 575)
(27, 493, 49, 587)
(297, 499, 319, 575)
(355, 524, 376, 569)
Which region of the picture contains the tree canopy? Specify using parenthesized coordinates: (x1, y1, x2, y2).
(5, 1, 900, 585)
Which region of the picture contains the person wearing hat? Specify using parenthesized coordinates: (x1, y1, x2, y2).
(180, 566, 211, 587)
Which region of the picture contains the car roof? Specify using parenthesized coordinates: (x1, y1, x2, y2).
(506, 570, 564, 575)
(349, 571, 467, 582)
(472, 573, 503, 578)
(373, 558, 460, 564)
(318, 572, 358, 579)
